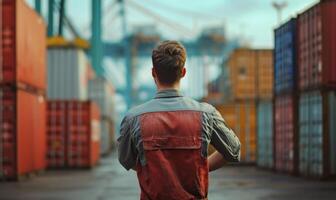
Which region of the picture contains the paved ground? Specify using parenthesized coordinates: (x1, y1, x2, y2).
(1, 153, 336, 200)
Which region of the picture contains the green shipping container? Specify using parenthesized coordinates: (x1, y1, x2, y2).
(299, 90, 336, 178)
(257, 100, 273, 169)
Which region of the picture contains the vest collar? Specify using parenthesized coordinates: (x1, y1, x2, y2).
(155, 89, 182, 99)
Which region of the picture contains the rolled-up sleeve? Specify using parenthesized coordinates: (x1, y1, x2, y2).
(210, 109, 241, 162)
(117, 116, 137, 170)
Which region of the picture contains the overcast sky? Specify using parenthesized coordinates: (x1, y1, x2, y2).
(28, 0, 318, 48)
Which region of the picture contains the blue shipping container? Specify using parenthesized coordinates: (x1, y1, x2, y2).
(274, 18, 297, 95)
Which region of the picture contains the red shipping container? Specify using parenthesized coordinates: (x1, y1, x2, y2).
(1, 0, 46, 89)
(47, 101, 100, 168)
(0, 85, 46, 180)
(47, 101, 67, 168)
(297, 1, 336, 90)
(274, 94, 299, 174)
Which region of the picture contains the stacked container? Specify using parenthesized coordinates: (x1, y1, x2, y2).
(46, 43, 101, 168)
(256, 50, 274, 169)
(222, 48, 273, 163)
(217, 102, 257, 162)
(299, 91, 336, 178)
(257, 101, 273, 168)
(47, 101, 100, 168)
(273, 18, 299, 174)
(88, 77, 116, 156)
(297, 1, 336, 178)
(274, 95, 298, 173)
(226, 49, 273, 101)
(0, 0, 47, 180)
(47, 47, 89, 100)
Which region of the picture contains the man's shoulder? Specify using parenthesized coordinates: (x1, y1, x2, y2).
(124, 100, 155, 119)
(123, 96, 216, 119)
(182, 96, 216, 113)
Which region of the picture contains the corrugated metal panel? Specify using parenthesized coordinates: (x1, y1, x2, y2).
(217, 101, 256, 163)
(226, 49, 273, 101)
(88, 77, 115, 119)
(274, 95, 299, 173)
(47, 101, 67, 168)
(299, 90, 336, 178)
(321, 1, 336, 88)
(0, 86, 46, 180)
(298, 2, 336, 90)
(227, 49, 257, 100)
(257, 100, 273, 168)
(257, 50, 273, 99)
(1, 0, 46, 89)
(330, 92, 336, 175)
(299, 91, 323, 176)
(47, 48, 88, 100)
(47, 101, 100, 168)
(274, 18, 297, 94)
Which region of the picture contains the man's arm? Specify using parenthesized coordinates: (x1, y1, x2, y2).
(208, 109, 241, 171)
(117, 116, 138, 171)
(208, 151, 226, 172)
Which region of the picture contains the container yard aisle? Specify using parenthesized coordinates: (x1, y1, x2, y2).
(1, 153, 336, 200)
(0, 153, 140, 200)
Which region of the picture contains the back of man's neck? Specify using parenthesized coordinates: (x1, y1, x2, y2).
(157, 84, 180, 91)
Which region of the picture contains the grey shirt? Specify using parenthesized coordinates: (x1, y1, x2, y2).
(118, 89, 241, 170)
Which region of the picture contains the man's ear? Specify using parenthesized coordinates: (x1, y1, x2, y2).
(152, 67, 156, 78)
(181, 67, 186, 78)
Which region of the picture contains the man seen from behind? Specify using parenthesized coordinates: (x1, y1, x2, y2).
(118, 40, 241, 200)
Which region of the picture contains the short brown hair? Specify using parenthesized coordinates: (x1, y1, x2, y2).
(152, 40, 187, 85)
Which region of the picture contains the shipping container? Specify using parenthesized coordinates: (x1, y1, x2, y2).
(47, 101, 100, 168)
(227, 49, 257, 100)
(217, 101, 256, 163)
(257, 100, 273, 169)
(0, 85, 46, 180)
(274, 94, 299, 174)
(274, 18, 297, 95)
(299, 90, 336, 178)
(1, 0, 46, 89)
(88, 77, 115, 119)
(226, 49, 273, 101)
(297, 1, 336, 90)
(47, 47, 89, 100)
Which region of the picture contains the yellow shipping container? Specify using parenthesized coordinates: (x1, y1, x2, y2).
(216, 101, 257, 163)
(226, 48, 273, 101)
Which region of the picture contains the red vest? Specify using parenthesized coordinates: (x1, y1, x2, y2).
(137, 111, 208, 200)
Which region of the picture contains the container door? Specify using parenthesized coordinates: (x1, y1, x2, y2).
(0, 87, 17, 179)
(32, 94, 46, 171)
(310, 92, 323, 176)
(299, 94, 310, 175)
(47, 101, 67, 168)
(329, 92, 336, 175)
(17, 90, 35, 176)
